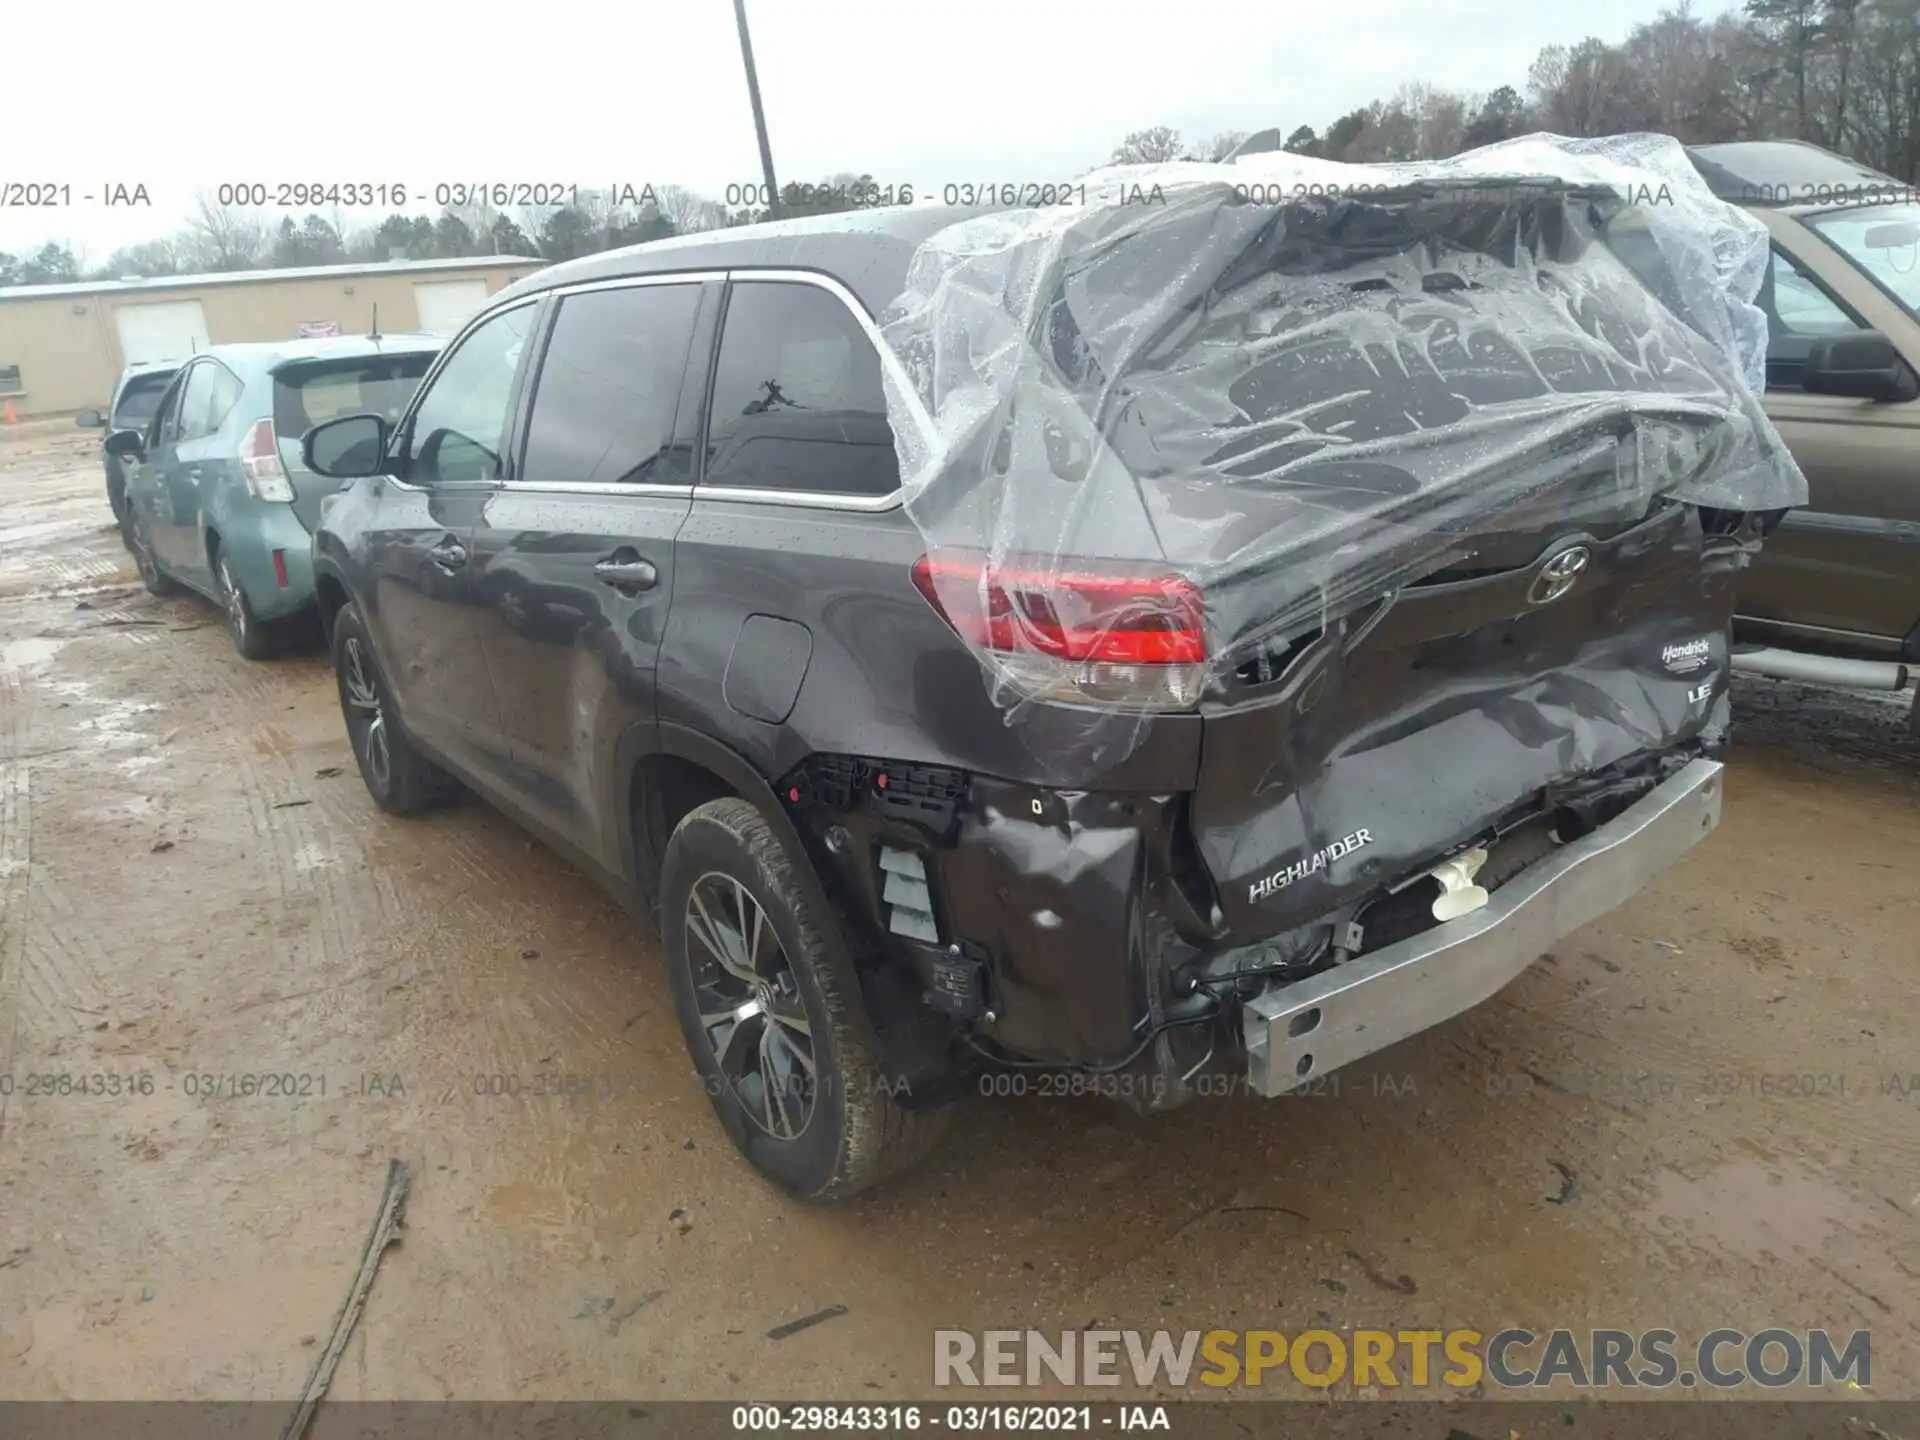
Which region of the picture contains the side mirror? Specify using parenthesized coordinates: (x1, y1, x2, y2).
(76, 408, 105, 429)
(303, 413, 389, 479)
(1802, 331, 1919, 402)
(103, 428, 146, 459)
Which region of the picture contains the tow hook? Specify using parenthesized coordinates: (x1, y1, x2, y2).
(1429, 846, 1491, 921)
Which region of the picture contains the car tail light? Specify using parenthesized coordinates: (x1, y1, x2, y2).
(911, 551, 1209, 712)
(239, 419, 295, 502)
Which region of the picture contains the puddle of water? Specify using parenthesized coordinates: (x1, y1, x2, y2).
(41, 678, 161, 760)
(291, 844, 336, 872)
(1649, 1158, 1870, 1260)
(0, 518, 92, 546)
(1, 636, 67, 670)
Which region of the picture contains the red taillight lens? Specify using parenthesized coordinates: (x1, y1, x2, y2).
(911, 551, 1209, 711)
(239, 418, 294, 501)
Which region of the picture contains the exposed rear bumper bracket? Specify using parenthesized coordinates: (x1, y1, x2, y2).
(1242, 758, 1724, 1096)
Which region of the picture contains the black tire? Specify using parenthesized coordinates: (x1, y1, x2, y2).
(330, 601, 460, 815)
(215, 550, 276, 661)
(661, 797, 948, 1201)
(107, 470, 134, 552)
(130, 510, 178, 596)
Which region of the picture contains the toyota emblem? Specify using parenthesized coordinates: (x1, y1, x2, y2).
(1528, 545, 1591, 606)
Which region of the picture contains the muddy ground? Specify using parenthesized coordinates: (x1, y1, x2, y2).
(0, 416, 1916, 1405)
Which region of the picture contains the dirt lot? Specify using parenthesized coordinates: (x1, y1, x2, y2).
(0, 416, 1916, 1404)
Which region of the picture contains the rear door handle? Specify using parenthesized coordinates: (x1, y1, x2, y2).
(594, 553, 658, 591)
(429, 535, 469, 572)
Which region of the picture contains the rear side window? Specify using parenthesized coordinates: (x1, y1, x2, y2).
(521, 284, 702, 486)
(703, 281, 899, 497)
(174, 361, 243, 441)
(274, 353, 436, 437)
(174, 363, 223, 441)
(204, 366, 245, 435)
(113, 372, 176, 430)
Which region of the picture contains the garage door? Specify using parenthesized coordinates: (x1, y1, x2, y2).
(412, 279, 491, 335)
(115, 301, 209, 365)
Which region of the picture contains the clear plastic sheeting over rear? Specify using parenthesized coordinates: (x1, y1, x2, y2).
(877, 133, 1808, 756)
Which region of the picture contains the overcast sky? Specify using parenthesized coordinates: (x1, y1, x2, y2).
(6, 0, 1732, 261)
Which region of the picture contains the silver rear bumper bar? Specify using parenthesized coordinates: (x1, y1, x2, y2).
(1242, 758, 1724, 1097)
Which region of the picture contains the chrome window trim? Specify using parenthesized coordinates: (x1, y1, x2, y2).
(498, 481, 698, 498)
(546, 269, 729, 297)
(379, 293, 547, 494)
(691, 483, 904, 513)
(387, 268, 932, 513)
(696, 268, 926, 513)
(493, 272, 720, 498)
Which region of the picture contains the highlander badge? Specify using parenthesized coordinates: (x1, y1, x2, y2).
(1248, 829, 1374, 903)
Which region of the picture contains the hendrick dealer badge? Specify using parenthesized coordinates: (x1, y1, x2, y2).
(1661, 636, 1713, 675)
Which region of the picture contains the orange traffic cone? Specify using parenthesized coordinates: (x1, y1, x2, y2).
(2, 399, 15, 425)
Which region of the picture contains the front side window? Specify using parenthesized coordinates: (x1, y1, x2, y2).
(1763, 248, 1865, 390)
(401, 304, 536, 485)
(521, 283, 702, 485)
(703, 281, 899, 497)
(149, 370, 190, 447)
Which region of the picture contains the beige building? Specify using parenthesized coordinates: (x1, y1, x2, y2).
(0, 255, 547, 417)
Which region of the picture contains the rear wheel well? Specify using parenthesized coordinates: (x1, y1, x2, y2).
(631, 749, 961, 1104)
(631, 754, 738, 914)
(314, 573, 351, 643)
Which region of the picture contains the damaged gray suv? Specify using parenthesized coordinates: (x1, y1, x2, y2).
(302, 171, 1800, 1200)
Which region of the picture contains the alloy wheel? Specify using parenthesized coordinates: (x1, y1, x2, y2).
(684, 871, 816, 1139)
(219, 558, 248, 644)
(342, 636, 391, 792)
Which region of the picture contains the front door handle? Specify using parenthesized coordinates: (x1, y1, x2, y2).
(429, 535, 469, 572)
(594, 553, 658, 591)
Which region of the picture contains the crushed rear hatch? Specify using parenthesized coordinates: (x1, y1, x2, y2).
(881, 139, 1806, 948)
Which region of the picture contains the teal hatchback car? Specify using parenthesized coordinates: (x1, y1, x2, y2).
(109, 334, 444, 658)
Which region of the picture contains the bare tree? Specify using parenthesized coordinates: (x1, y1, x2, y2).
(1822, 0, 1864, 148)
(1394, 82, 1472, 158)
(1746, 0, 1828, 137)
(1621, 3, 1750, 140)
(1845, 0, 1920, 177)
(1529, 37, 1653, 135)
(100, 237, 185, 279)
(655, 183, 726, 233)
(1111, 126, 1186, 164)
(184, 194, 267, 271)
(1192, 130, 1251, 161)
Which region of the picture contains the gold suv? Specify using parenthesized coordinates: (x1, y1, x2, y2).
(1688, 141, 1920, 718)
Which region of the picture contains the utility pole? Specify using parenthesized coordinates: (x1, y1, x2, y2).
(733, 0, 781, 220)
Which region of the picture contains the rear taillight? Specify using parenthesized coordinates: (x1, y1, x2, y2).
(911, 551, 1209, 712)
(239, 418, 294, 502)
